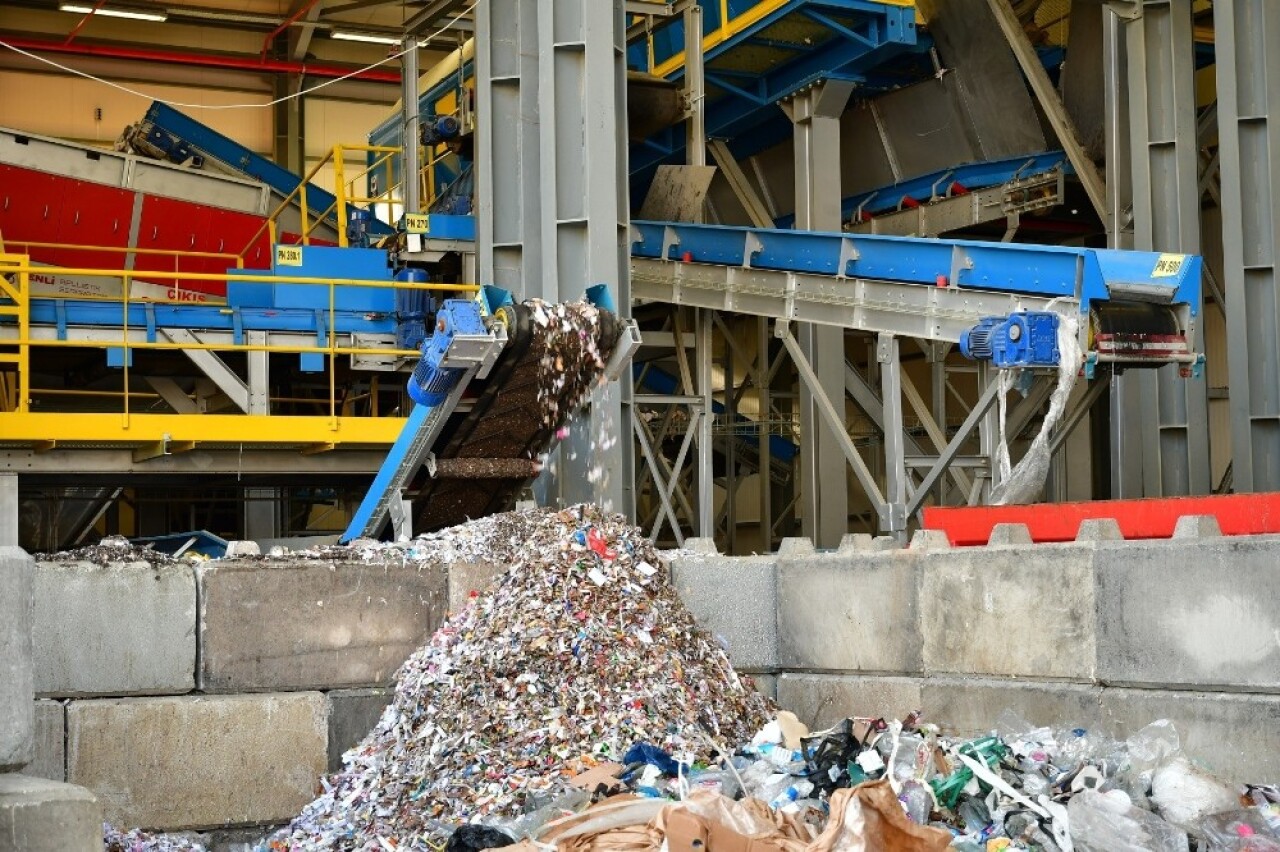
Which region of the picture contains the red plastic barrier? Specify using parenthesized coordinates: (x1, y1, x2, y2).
(922, 493, 1280, 545)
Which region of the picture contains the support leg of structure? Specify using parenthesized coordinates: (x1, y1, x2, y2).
(1216, 0, 1280, 492)
(478, 0, 633, 517)
(788, 80, 853, 547)
(878, 335, 908, 539)
(1114, 0, 1209, 496)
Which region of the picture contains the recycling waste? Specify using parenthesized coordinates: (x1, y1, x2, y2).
(96, 506, 1277, 851)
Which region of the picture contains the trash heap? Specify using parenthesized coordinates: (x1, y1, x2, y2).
(94, 505, 1280, 851)
(104, 823, 206, 852)
(261, 505, 775, 850)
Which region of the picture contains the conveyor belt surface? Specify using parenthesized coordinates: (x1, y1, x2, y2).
(413, 302, 620, 533)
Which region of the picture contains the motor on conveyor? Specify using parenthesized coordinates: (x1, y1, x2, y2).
(961, 300, 1198, 376)
(960, 312, 1061, 369)
(421, 115, 462, 147)
(407, 299, 505, 406)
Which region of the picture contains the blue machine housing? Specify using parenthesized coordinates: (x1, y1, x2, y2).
(408, 299, 486, 406)
(961, 312, 1061, 369)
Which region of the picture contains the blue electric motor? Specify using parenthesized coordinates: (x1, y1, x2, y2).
(346, 208, 373, 249)
(960, 312, 1061, 369)
(421, 115, 462, 147)
(407, 299, 487, 406)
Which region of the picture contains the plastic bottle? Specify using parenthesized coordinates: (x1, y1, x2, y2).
(899, 781, 933, 825)
(769, 780, 814, 810)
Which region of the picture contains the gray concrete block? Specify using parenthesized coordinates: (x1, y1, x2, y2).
(33, 559, 196, 697)
(777, 538, 815, 557)
(1171, 514, 1222, 539)
(201, 825, 276, 852)
(748, 674, 778, 701)
(923, 677, 1104, 738)
(1101, 687, 1280, 785)
(777, 551, 920, 674)
(198, 558, 448, 692)
(920, 544, 1096, 681)
(29, 701, 65, 783)
(671, 556, 777, 671)
(1096, 538, 1280, 690)
(1076, 518, 1123, 542)
(0, 547, 34, 772)
(909, 530, 950, 551)
(988, 523, 1033, 546)
(447, 561, 506, 615)
(684, 537, 719, 555)
(0, 774, 102, 852)
(776, 674, 924, 730)
(68, 692, 327, 830)
(327, 688, 391, 773)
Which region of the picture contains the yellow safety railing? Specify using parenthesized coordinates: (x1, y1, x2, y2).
(0, 254, 477, 424)
(1, 240, 245, 269)
(0, 253, 31, 414)
(242, 144, 403, 258)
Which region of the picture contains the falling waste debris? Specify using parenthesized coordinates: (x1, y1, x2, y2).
(96, 508, 1279, 851)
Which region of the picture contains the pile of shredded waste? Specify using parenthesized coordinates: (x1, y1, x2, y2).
(104, 823, 205, 852)
(262, 505, 773, 849)
(35, 535, 175, 564)
(96, 506, 1280, 852)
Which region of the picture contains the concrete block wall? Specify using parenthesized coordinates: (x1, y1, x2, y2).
(28, 550, 496, 832)
(672, 524, 1280, 785)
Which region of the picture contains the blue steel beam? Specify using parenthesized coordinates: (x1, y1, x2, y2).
(631, 220, 1202, 318)
(24, 299, 396, 336)
(629, 0, 923, 176)
(144, 102, 394, 236)
(770, 151, 1077, 227)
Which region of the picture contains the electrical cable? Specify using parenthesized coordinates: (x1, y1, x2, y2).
(0, 1, 476, 111)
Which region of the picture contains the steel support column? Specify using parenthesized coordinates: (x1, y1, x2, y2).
(696, 310, 714, 535)
(684, 2, 706, 169)
(401, 39, 422, 215)
(878, 335, 907, 539)
(1103, 5, 1137, 499)
(477, 0, 634, 516)
(1217, 0, 1280, 491)
(788, 80, 853, 548)
(1117, 0, 1209, 497)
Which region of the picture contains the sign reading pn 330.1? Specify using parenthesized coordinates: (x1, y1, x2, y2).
(275, 245, 304, 267)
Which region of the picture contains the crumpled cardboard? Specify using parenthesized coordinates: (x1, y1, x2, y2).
(543, 782, 950, 851)
(808, 780, 952, 852)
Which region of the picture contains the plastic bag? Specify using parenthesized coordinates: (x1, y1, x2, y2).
(1199, 809, 1280, 852)
(1151, 755, 1240, 831)
(1068, 789, 1189, 852)
(444, 825, 517, 852)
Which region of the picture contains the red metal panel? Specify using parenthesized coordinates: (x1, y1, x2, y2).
(0, 164, 66, 252)
(134, 195, 222, 297)
(55, 180, 134, 270)
(205, 208, 273, 271)
(922, 493, 1280, 545)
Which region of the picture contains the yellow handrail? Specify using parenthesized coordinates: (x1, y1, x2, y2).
(5, 241, 245, 267)
(0, 253, 31, 413)
(241, 143, 407, 258)
(1, 253, 477, 420)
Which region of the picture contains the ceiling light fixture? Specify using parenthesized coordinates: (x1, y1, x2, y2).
(59, 3, 168, 22)
(331, 30, 401, 45)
